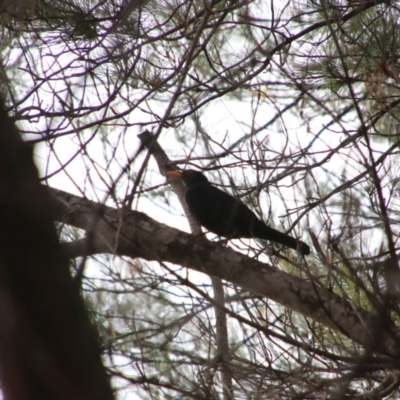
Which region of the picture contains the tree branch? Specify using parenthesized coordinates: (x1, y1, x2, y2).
(48, 185, 400, 358)
(0, 101, 114, 400)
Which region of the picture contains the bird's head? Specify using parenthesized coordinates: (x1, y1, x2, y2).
(167, 169, 209, 187)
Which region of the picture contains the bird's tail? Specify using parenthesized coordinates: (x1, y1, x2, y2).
(253, 222, 310, 255)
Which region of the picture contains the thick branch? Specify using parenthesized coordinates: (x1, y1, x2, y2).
(48, 186, 400, 357)
(0, 102, 114, 400)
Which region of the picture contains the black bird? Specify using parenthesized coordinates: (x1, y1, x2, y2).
(167, 169, 310, 255)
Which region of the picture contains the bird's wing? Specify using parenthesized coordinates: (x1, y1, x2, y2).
(185, 182, 311, 254)
(186, 184, 258, 237)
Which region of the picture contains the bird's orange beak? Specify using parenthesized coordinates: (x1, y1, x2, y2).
(166, 170, 183, 178)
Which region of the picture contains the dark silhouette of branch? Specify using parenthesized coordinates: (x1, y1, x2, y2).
(0, 101, 114, 400)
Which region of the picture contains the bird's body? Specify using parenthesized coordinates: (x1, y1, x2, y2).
(167, 170, 310, 255)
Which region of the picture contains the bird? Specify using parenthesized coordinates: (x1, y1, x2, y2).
(167, 169, 310, 255)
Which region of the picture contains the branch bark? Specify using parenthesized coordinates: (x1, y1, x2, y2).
(0, 101, 114, 400)
(48, 185, 400, 358)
